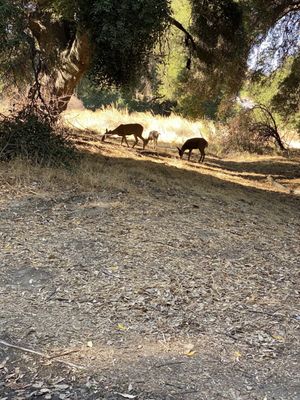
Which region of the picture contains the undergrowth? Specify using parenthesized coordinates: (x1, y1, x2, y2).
(0, 107, 78, 167)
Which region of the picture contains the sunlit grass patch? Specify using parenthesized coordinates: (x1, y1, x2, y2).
(62, 104, 214, 147)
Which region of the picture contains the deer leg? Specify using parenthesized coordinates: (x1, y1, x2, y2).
(188, 149, 192, 161)
(199, 149, 205, 163)
(132, 135, 138, 148)
(142, 138, 147, 150)
(123, 135, 129, 147)
(202, 150, 205, 162)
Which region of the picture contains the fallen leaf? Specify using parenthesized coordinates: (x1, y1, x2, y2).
(185, 350, 197, 357)
(54, 384, 69, 390)
(39, 388, 50, 394)
(128, 383, 133, 392)
(184, 343, 194, 352)
(272, 335, 284, 342)
(115, 393, 137, 399)
(183, 343, 195, 356)
(233, 351, 241, 361)
(117, 323, 127, 331)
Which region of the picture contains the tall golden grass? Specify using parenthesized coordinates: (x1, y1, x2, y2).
(0, 100, 298, 197)
(62, 104, 215, 146)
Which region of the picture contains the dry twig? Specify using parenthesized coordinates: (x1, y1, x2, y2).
(0, 339, 85, 369)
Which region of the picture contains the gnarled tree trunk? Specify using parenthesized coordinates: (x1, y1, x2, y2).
(52, 33, 91, 112)
(28, 13, 91, 114)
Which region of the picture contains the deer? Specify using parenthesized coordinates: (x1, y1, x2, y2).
(177, 137, 208, 163)
(144, 130, 160, 149)
(102, 123, 147, 149)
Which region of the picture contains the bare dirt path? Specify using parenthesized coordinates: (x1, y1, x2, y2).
(0, 146, 299, 399)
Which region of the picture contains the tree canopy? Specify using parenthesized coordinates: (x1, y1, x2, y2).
(0, 0, 299, 114)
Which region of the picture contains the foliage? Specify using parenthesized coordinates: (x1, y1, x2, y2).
(223, 104, 286, 154)
(0, 0, 31, 87)
(243, 1, 300, 50)
(77, 78, 177, 115)
(248, 12, 300, 74)
(242, 55, 300, 132)
(0, 0, 299, 121)
(154, 0, 241, 119)
(157, 0, 191, 100)
(77, 79, 121, 109)
(86, 0, 170, 87)
(176, 0, 300, 119)
(271, 55, 300, 124)
(0, 106, 77, 166)
(0, 0, 171, 88)
(190, 0, 246, 91)
(222, 113, 264, 153)
(157, 0, 247, 119)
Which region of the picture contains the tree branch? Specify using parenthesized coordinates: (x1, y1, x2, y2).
(168, 16, 197, 51)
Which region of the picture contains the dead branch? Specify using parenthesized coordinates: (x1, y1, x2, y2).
(0, 339, 85, 369)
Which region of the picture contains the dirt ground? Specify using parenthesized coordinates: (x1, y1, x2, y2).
(0, 139, 300, 400)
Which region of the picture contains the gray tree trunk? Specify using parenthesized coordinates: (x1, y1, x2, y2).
(29, 14, 91, 113)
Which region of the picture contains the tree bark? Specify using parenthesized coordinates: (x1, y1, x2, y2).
(52, 32, 91, 112)
(29, 14, 91, 113)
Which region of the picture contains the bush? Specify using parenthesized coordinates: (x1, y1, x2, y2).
(0, 108, 77, 166)
(222, 113, 266, 154)
(221, 107, 286, 155)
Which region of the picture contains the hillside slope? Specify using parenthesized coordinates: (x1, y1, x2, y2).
(0, 139, 299, 399)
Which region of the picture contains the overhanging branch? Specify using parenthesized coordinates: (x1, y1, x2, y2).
(168, 16, 197, 51)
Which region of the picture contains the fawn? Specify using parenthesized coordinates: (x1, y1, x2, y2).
(102, 123, 146, 149)
(177, 137, 208, 163)
(144, 130, 160, 149)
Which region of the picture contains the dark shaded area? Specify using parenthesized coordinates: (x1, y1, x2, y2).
(204, 157, 300, 181)
(0, 147, 299, 399)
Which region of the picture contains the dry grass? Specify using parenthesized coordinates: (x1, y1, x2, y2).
(1, 123, 300, 399)
(62, 104, 300, 159)
(1, 137, 299, 202)
(62, 105, 215, 147)
(1, 99, 300, 399)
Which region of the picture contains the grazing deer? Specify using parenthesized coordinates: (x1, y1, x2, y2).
(177, 137, 208, 163)
(144, 130, 160, 149)
(102, 123, 146, 149)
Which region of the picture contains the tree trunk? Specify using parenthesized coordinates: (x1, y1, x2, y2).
(29, 14, 91, 114)
(52, 33, 91, 113)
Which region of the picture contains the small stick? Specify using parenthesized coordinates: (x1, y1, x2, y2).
(0, 339, 85, 369)
(244, 307, 285, 318)
(102, 269, 125, 280)
(153, 361, 188, 369)
(48, 348, 80, 360)
(173, 390, 199, 396)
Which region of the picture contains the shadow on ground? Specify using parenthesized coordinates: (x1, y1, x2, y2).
(0, 142, 299, 399)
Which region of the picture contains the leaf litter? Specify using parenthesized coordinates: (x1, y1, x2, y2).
(0, 149, 299, 399)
